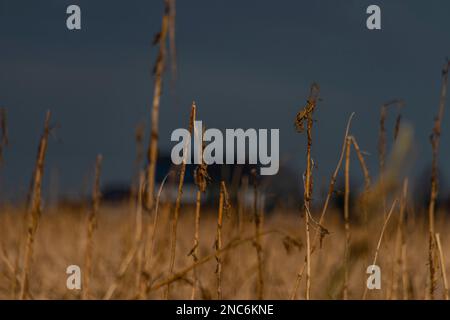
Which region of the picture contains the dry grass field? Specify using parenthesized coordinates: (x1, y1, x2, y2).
(0, 0, 449, 301)
(0, 203, 449, 300)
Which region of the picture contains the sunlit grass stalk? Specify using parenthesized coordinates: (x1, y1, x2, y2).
(165, 102, 196, 299)
(145, 1, 170, 210)
(389, 179, 408, 300)
(251, 170, 264, 300)
(141, 171, 171, 298)
(427, 61, 449, 299)
(215, 181, 226, 299)
(290, 112, 354, 299)
(83, 154, 102, 300)
(349, 136, 371, 190)
(343, 136, 351, 300)
(19, 111, 51, 300)
(190, 190, 202, 300)
(349, 135, 371, 260)
(134, 172, 146, 298)
(362, 199, 398, 300)
(190, 125, 209, 300)
(435, 233, 449, 300)
(295, 83, 320, 300)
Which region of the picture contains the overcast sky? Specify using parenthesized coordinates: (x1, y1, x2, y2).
(1, 0, 449, 199)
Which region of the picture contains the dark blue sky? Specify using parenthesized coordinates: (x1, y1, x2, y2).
(1, 0, 449, 199)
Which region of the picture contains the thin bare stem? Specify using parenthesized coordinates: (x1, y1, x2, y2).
(215, 181, 226, 300)
(190, 125, 209, 300)
(165, 102, 196, 299)
(362, 199, 398, 300)
(290, 112, 354, 300)
(251, 170, 264, 300)
(294, 83, 320, 300)
(343, 137, 351, 300)
(435, 233, 449, 300)
(427, 60, 449, 300)
(19, 111, 51, 300)
(145, 1, 169, 210)
(389, 179, 408, 300)
(82, 154, 102, 300)
(349, 136, 371, 189)
(141, 172, 171, 298)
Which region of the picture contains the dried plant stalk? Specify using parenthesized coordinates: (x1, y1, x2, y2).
(290, 112, 354, 300)
(83, 154, 103, 300)
(297, 83, 320, 300)
(189, 126, 209, 300)
(427, 61, 449, 300)
(251, 170, 264, 300)
(190, 189, 202, 300)
(349, 135, 371, 251)
(343, 136, 351, 300)
(349, 136, 371, 189)
(435, 233, 449, 300)
(141, 171, 171, 298)
(145, 1, 170, 210)
(389, 179, 408, 300)
(362, 199, 398, 300)
(19, 111, 51, 300)
(215, 181, 226, 300)
(165, 102, 196, 299)
(134, 172, 146, 298)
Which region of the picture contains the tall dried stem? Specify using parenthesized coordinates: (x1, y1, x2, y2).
(349, 135, 371, 254)
(362, 199, 398, 299)
(343, 136, 351, 300)
(189, 126, 209, 300)
(296, 83, 320, 299)
(165, 102, 196, 299)
(141, 171, 171, 298)
(215, 181, 226, 299)
(389, 179, 408, 300)
(145, 1, 170, 210)
(427, 61, 449, 300)
(290, 112, 354, 300)
(251, 170, 264, 300)
(19, 111, 51, 300)
(435, 233, 449, 300)
(82, 154, 102, 300)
